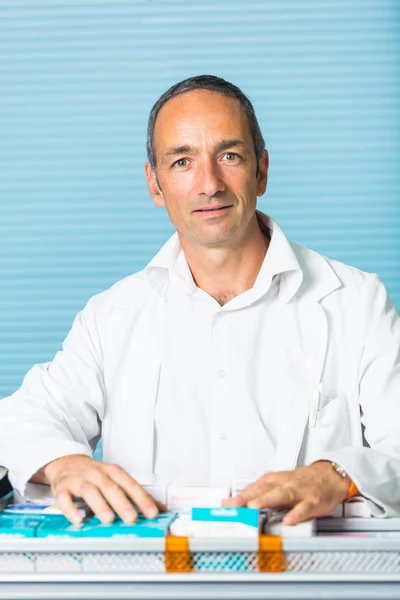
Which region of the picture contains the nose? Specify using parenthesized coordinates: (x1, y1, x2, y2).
(197, 158, 225, 198)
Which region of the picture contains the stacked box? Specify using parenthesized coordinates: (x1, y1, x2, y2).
(36, 516, 83, 538)
(170, 507, 260, 538)
(0, 513, 45, 537)
(81, 511, 177, 538)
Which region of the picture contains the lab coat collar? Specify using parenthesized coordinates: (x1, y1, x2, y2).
(144, 211, 342, 304)
(144, 232, 180, 298)
(254, 211, 303, 303)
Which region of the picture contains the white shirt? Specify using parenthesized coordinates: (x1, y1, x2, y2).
(152, 212, 302, 486)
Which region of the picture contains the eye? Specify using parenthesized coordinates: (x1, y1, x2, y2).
(172, 158, 189, 168)
(223, 152, 241, 162)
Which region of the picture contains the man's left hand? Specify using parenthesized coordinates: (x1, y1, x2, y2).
(222, 461, 350, 525)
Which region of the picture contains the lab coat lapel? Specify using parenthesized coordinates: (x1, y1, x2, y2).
(125, 304, 162, 473)
(106, 298, 165, 475)
(275, 249, 342, 471)
(275, 301, 329, 471)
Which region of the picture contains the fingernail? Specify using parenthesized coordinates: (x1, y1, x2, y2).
(122, 510, 136, 523)
(72, 514, 82, 525)
(233, 495, 244, 505)
(100, 512, 114, 523)
(147, 507, 158, 519)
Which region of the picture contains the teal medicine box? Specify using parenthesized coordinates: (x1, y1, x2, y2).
(81, 511, 177, 538)
(36, 515, 83, 537)
(0, 513, 46, 537)
(192, 507, 259, 528)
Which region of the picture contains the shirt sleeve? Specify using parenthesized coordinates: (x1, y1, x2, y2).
(314, 274, 400, 516)
(0, 295, 106, 496)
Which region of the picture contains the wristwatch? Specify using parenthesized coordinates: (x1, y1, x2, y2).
(331, 462, 359, 499)
(331, 461, 350, 479)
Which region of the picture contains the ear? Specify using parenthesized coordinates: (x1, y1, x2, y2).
(256, 149, 269, 197)
(144, 162, 165, 208)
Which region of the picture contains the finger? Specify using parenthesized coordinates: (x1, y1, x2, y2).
(104, 464, 159, 519)
(222, 481, 276, 508)
(98, 478, 140, 523)
(154, 499, 168, 513)
(77, 481, 118, 524)
(56, 489, 86, 525)
(247, 485, 297, 510)
(282, 499, 318, 526)
(233, 479, 277, 505)
(221, 493, 246, 507)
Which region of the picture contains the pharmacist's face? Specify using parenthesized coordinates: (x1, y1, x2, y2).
(145, 90, 268, 248)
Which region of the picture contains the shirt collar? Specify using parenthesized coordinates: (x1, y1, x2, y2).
(145, 211, 303, 303)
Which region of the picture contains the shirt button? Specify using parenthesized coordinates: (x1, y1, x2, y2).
(218, 311, 226, 318)
(217, 369, 226, 378)
(220, 433, 229, 441)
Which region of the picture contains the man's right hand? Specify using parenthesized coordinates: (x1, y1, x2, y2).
(31, 454, 163, 525)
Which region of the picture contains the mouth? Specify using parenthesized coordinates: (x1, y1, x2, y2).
(194, 205, 232, 214)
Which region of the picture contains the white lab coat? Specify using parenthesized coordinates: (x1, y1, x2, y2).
(0, 222, 399, 515)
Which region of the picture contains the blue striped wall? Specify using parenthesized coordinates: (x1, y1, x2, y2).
(0, 0, 399, 399)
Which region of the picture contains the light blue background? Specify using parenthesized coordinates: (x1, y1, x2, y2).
(0, 0, 399, 400)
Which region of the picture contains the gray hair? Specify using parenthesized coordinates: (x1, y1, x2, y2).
(146, 74, 265, 183)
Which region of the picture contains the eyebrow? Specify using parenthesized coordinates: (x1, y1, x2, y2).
(162, 138, 247, 160)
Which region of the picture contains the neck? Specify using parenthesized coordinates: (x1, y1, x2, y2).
(180, 213, 270, 306)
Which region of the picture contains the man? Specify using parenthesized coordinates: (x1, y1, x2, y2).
(0, 75, 399, 527)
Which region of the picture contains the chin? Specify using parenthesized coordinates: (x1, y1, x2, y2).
(197, 233, 234, 247)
